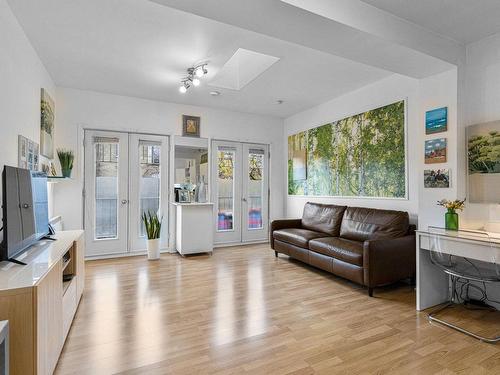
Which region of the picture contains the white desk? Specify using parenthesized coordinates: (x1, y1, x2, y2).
(416, 229, 500, 311)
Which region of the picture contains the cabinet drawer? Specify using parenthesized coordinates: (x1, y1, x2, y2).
(62, 280, 77, 338)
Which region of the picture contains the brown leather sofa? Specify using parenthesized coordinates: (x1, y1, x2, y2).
(271, 202, 416, 296)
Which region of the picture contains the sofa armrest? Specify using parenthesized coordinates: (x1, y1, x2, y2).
(363, 234, 416, 288)
(270, 219, 302, 249)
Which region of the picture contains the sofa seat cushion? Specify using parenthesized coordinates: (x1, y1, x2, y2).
(309, 237, 364, 266)
(273, 228, 329, 248)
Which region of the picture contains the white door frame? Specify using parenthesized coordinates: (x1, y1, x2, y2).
(83, 129, 170, 258)
(211, 139, 270, 246)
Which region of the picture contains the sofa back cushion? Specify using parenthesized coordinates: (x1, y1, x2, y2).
(301, 202, 347, 236)
(339, 207, 409, 242)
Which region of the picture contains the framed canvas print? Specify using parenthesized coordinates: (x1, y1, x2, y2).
(182, 115, 200, 137)
(424, 169, 450, 188)
(40, 88, 55, 158)
(467, 120, 500, 203)
(426, 107, 447, 135)
(287, 100, 406, 198)
(18, 135, 39, 171)
(425, 138, 447, 164)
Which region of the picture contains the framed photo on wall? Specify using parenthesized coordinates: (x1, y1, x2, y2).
(18, 135, 39, 171)
(424, 169, 450, 188)
(40, 88, 55, 158)
(425, 138, 447, 164)
(182, 115, 200, 137)
(425, 107, 447, 135)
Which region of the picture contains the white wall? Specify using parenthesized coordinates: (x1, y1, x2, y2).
(284, 74, 420, 222)
(53, 88, 285, 238)
(417, 69, 459, 230)
(463, 33, 500, 228)
(0, 0, 56, 221)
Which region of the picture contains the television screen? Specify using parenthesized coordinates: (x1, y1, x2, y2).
(1, 166, 49, 261)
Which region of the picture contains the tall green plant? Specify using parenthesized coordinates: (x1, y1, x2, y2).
(57, 149, 74, 171)
(142, 211, 162, 240)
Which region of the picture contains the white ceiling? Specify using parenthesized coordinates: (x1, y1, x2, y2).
(7, 0, 392, 118)
(361, 0, 500, 45)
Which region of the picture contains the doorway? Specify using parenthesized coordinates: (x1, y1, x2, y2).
(211, 140, 269, 245)
(83, 130, 169, 257)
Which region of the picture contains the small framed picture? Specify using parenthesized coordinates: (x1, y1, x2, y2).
(178, 189, 191, 203)
(182, 115, 200, 137)
(424, 169, 450, 188)
(426, 107, 447, 135)
(425, 138, 447, 164)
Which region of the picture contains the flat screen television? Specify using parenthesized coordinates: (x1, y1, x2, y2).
(0, 166, 49, 262)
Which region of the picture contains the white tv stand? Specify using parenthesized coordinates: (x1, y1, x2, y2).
(0, 230, 85, 375)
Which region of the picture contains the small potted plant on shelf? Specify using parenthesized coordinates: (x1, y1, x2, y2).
(57, 149, 74, 178)
(142, 211, 162, 260)
(437, 198, 466, 230)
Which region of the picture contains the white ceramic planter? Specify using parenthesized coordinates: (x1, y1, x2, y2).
(147, 238, 160, 260)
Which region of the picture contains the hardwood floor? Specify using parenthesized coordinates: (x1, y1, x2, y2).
(55, 244, 500, 375)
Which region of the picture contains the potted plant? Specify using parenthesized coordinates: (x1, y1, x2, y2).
(142, 211, 162, 260)
(437, 198, 466, 230)
(57, 149, 74, 178)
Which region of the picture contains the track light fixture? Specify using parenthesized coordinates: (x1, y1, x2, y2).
(179, 63, 208, 93)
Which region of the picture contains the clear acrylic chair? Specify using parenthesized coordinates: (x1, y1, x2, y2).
(427, 226, 500, 343)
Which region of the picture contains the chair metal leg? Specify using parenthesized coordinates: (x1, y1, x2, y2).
(428, 275, 500, 344)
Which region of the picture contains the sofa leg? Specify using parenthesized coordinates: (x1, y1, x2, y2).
(274, 251, 278, 258)
(368, 287, 374, 297)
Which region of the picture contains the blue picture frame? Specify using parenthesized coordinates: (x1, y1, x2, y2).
(426, 107, 447, 135)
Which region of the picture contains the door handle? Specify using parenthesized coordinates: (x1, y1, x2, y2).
(121, 199, 129, 204)
(242, 198, 247, 202)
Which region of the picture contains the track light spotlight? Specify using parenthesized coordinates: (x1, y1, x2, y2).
(179, 80, 190, 93)
(179, 63, 208, 93)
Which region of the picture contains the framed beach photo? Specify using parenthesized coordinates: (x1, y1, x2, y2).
(425, 107, 447, 135)
(182, 115, 200, 137)
(425, 138, 447, 164)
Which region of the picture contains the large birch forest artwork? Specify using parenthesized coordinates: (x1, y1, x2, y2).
(288, 100, 406, 198)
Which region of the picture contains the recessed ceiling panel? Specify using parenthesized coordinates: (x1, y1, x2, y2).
(209, 48, 280, 90)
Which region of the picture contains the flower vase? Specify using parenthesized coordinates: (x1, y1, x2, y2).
(445, 209, 459, 230)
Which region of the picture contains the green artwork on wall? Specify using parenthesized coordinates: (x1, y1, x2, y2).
(288, 100, 406, 198)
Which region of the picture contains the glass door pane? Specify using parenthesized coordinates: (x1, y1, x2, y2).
(217, 149, 235, 231)
(242, 144, 269, 242)
(139, 141, 161, 237)
(212, 141, 242, 245)
(247, 149, 264, 230)
(94, 138, 119, 239)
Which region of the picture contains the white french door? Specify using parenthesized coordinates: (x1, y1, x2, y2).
(84, 130, 169, 257)
(211, 140, 269, 245)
